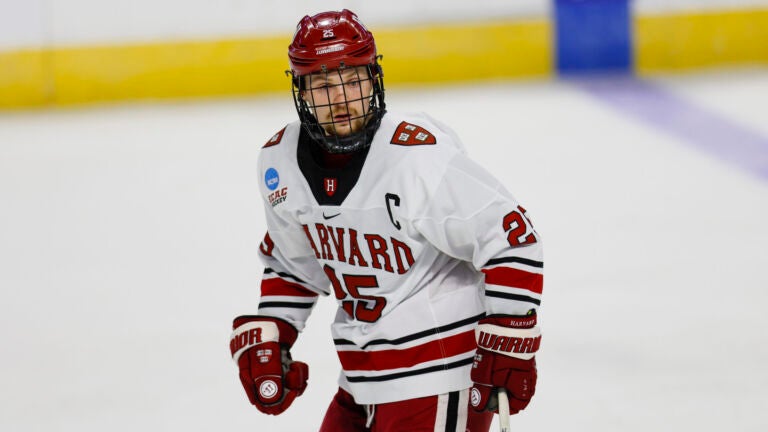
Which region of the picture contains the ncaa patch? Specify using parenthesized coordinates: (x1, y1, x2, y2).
(263, 126, 287, 148)
(390, 121, 436, 146)
(264, 168, 280, 191)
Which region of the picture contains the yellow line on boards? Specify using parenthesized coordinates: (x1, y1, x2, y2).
(0, 19, 551, 109)
(635, 8, 768, 73)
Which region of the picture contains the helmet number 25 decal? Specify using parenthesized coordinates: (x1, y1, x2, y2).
(503, 205, 538, 247)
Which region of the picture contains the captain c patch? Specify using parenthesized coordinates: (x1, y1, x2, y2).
(390, 122, 436, 146)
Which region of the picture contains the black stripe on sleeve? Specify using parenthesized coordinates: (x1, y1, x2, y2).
(263, 268, 306, 284)
(258, 301, 315, 309)
(485, 290, 541, 306)
(484, 256, 544, 269)
(485, 289, 541, 306)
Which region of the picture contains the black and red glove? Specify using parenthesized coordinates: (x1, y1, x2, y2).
(470, 315, 540, 415)
(229, 316, 308, 415)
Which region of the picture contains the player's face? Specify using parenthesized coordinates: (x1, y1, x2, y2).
(303, 66, 374, 137)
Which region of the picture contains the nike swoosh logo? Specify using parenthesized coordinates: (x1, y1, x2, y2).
(323, 212, 341, 220)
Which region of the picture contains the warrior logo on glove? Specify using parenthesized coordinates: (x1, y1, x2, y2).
(260, 380, 279, 399)
(471, 387, 483, 407)
(470, 315, 541, 415)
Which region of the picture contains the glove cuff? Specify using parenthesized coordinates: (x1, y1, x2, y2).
(476, 317, 541, 360)
(480, 314, 537, 329)
(232, 315, 299, 346)
(230, 316, 299, 363)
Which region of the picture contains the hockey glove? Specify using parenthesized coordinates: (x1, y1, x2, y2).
(470, 315, 540, 415)
(230, 316, 308, 415)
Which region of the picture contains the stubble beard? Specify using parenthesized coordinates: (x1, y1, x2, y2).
(322, 105, 370, 137)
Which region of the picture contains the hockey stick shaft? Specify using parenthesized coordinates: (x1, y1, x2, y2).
(497, 388, 511, 432)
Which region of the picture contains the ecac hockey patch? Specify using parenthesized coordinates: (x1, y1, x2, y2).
(264, 126, 286, 148)
(390, 122, 436, 146)
(268, 186, 288, 207)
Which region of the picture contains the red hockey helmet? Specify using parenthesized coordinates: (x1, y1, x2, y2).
(288, 9, 377, 76)
(287, 10, 386, 154)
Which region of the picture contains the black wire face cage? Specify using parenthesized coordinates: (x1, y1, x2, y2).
(290, 61, 386, 154)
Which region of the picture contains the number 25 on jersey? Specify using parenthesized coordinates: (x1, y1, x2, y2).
(324, 265, 386, 322)
(504, 206, 538, 247)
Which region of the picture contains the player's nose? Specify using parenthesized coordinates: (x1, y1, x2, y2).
(329, 86, 347, 103)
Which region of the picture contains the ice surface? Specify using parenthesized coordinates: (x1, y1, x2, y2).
(1, 68, 767, 431)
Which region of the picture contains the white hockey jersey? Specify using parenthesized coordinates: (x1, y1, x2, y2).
(254, 111, 543, 405)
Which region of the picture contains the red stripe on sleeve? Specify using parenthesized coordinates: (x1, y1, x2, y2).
(482, 266, 543, 294)
(261, 278, 318, 298)
(336, 330, 476, 372)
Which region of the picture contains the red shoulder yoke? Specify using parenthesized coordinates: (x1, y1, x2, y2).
(264, 126, 287, 148)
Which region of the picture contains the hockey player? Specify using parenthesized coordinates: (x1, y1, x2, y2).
(229, 9, 543, 432)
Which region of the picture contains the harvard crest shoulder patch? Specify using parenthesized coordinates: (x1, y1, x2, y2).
(390, 121, 437, 146)
(263, 126, 287, 148)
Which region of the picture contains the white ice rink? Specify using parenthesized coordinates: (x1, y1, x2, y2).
(1, 68, 767, 431)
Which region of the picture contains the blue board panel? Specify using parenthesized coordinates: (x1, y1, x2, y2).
(555, 0, 631, 74)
